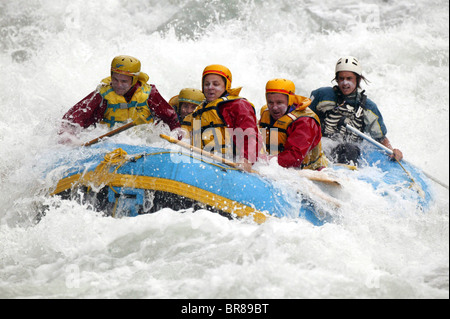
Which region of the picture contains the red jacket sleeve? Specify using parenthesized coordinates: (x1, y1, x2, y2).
(62, 91, 106, 129)
(147, 85, 180, 131)
(219, 99, 262, 163)
(277, 117, 322, 168)
(62, 84, 180, 132)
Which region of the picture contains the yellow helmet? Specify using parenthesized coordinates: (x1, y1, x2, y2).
(111, 55, 141, 85)
(265, 78, 296, 106)
(178, 88, 205, 105)
(202, 64, 232, 91)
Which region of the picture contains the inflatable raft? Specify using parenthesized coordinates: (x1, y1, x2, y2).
(48, 140, 433, 226)
(49, 142, 326, 225)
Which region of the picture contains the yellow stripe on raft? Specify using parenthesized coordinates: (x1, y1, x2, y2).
(51, 172, 268, 224)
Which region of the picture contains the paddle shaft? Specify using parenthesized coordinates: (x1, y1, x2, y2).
(83, 122, 136, 147)
(161, 133, 341, 187)
(159, 134, 341, 182)
(159, 134, 250, 171)
(160, 134, 342, 207)
(346, 124, 393, 154)
(346, 124, 449, 190)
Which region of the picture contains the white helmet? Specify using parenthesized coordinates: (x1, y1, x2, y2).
(335, 56, 362, 76)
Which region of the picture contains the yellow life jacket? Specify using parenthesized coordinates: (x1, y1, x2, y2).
(259, 102, 327, 170)
(185, 94, 255, 157)
(98, 77, 153, 128)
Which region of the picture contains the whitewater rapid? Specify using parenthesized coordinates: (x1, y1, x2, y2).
(0, 0, 448, 299)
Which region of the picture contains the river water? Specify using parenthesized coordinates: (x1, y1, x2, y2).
(0, 0, 448, 299)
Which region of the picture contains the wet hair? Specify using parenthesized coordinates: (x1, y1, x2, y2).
(333, 72, 370, 89)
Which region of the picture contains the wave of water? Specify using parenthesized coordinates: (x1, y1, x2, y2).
(0, 0, 448, 299)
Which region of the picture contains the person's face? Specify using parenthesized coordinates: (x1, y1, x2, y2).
(267, 93, 289, 120)
(179, 102, 197, 118)
(337, 71, 357, 95)
(111, 72, 133, 96)
(203, 74, 226, 102)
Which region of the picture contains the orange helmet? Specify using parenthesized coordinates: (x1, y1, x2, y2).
(265, 78, 296, 106)
(202, 64, 232, 91)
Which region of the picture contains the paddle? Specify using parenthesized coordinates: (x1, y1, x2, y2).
(159, 134, 251, 171)
(159, 134, 341, 187)
(160, 134, 342, 208)
(296, 169, 341, 187)
(83, 122, 136, 147)
(346, 124, 449, 190)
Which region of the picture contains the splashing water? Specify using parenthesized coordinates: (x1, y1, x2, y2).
(0, 0, 448, 299)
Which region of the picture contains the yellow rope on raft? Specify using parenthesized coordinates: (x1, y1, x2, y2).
(92, 148, 131, 183)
